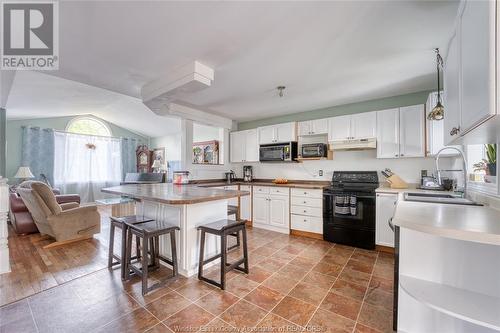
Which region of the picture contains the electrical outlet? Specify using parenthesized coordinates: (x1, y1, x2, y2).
(319, 170, 323, 176)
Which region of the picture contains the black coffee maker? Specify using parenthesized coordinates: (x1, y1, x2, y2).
(243, 166, 253, 182)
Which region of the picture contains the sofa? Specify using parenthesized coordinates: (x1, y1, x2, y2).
(16, 181, 100, 247)
(9, 185, 81, 234)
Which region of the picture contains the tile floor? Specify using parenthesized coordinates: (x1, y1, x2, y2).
(0, 226, 394, 333)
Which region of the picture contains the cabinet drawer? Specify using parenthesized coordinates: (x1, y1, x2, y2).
(270, 187, 289, 196)
(291, 205, 322, 217)
(291, 214, 323, 234)
(291, 197, 322, 208)
(253, 186, 270, 195)
(291, 188, 323, 198)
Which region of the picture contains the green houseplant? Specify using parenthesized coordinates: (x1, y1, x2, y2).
(485, 144, 497, 176)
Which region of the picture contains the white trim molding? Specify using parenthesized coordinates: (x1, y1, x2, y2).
(0, 177, 10, 274)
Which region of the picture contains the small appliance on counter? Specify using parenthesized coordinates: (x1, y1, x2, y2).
(173, 171, 190, 184)
(243, 166, 253, 182)
(225, 170, 236, 183)
(259, 142, 298, 162)
(301, 143, 328, 158)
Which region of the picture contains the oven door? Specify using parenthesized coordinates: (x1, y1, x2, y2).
(323, 188, 376, 249)
(259, 146, 285, 162)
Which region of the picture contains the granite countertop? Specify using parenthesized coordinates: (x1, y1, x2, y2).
(393, 200, 500, 246)
(194, 179, 330, 189)
(101, 183, 249, 205)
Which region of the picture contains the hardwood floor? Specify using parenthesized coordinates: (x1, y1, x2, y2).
(0, 228, 395, 333)
(0, 206, 112, 306)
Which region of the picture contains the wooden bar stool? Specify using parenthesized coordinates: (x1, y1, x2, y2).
(197, 219, 249, 290)
(108, 215, 153, 280)
(124, 220, 180, 295)
(227, 205, 241, 251)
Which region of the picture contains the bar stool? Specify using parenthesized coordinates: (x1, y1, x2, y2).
(108, 215, 153, 280)
(227, 205, 241, 251)
(124, 220, 180, 295)
(197, 219, 249, 290)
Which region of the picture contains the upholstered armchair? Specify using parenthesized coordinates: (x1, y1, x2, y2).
(17, 181, 101, 248)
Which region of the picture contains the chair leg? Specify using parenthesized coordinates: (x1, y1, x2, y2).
(124, 228, 133, 281)
(136, 237, 141, 261)
(141, 235, 149, 296)
(170, 231, 178, 277)
(236, 231, 241, 248)
(220, 234, 227, 290)
(108, 222, 115, 269)
(241, 227, 249, 274)
(198, 230, 205, 280)
(120, 224, 128, 279)
(154, 236, 160, 267)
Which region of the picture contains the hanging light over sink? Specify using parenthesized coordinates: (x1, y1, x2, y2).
(428, 48, 444, 121)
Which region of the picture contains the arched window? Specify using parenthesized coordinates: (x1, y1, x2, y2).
(66, 116, 112, 136)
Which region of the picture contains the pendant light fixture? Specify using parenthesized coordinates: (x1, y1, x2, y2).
(427, 48, 444, 121)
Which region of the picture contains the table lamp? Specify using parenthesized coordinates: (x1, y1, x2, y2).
(151, 160, 161, 173)
(14, 166, 35, 182)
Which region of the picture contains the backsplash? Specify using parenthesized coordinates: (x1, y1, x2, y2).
(231, 150, 455, 184)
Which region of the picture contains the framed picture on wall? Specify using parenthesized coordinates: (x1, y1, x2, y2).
(193, 140, 219, 165)
(152, 147, 167, 172)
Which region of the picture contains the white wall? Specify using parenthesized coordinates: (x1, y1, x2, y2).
(231, 149, 454, 184)
(151, 132, 182, 161)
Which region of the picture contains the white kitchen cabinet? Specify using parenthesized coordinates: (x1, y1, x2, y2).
(375, 193, 398, 247)
(230, 129, 259, 163)
(328, 112, 376, 141)
(376, 108, 400, 158)
(459, 0, 495, 133)
(444, 32, 461, 145)
(328, 115, 351, 141)
(298, 119, 328, 136)
(258, 122, 296, 144)
(252, 186, 289, 233)
(376, 106, 424, 159)
(290, 188, 323, 234)
(240, 185, 252, 221)
(399, 105, 425, 158)
(351, 112, 377, 139)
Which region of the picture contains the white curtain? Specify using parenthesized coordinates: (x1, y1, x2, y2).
(54, 132, 122, 202)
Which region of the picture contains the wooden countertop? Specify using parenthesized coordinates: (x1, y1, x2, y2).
(101, 183, 249, 205)
(195, 180, 329, 189)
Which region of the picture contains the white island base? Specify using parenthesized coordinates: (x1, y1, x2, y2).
(397, 228, 500, 333)
(138, 199, 228, 277)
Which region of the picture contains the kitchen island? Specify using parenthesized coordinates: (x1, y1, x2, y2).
(102, 183, 249, 277)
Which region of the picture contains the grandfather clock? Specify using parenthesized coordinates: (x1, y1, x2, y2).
(136, 145, 152, 173)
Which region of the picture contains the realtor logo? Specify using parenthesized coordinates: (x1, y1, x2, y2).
(1, 1, 58, 69)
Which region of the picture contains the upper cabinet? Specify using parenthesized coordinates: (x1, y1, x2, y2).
(298, 119, 328, 136)
(328, 112, 376, 141)
(443, 0, 498, 144)
(230, 129, 259, 163)
(376, 105, 425, 159)
(258, 122, 296, 144)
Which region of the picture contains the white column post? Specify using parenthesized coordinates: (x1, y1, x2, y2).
(0, 177, 10, 274)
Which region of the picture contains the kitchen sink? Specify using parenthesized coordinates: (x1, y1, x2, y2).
(403, 192, 483, 206)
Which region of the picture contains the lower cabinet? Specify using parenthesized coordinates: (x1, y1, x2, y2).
(239, 185, 252, 221)
(214, 186, 238, 206)
(290, 188, 323, 235)
(375, 192, 398, 247)
(252, 186, 290, 234)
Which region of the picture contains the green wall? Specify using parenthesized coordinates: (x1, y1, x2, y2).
(238, 90, 432, 130)
(6, 115, 149, 180)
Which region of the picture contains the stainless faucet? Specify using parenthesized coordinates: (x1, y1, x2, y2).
(435, 146, 467, 197)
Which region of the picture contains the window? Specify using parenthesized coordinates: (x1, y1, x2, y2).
(467, 144, 497, 184)
(66, 117, 112, 137)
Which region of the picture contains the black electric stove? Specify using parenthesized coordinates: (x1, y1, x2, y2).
(323, 171, 379, 249)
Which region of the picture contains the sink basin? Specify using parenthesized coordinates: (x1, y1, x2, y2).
(403, 192, 483, 206)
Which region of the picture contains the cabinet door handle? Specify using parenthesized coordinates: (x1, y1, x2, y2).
(388, 218, 395, 232)
(400, 154, 404, 157)
(395, 154, 399, 157)
(303, 210, 307, 213)
(303, 201, 307, 204)
(450, 127, 460, 136)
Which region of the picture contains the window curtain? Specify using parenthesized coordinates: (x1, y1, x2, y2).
(121, 137, 138, 180)
(54, 132, 122, 202)
(21, 126, 55, 186)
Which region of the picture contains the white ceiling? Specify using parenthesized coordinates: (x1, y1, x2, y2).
(5, 0, 459, 136)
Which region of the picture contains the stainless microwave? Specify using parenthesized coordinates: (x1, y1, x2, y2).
(259, 142, 298, 162)
(301, 143, 328, 158)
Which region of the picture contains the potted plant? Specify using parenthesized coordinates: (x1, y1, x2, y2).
(485, 144, 497, 176)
